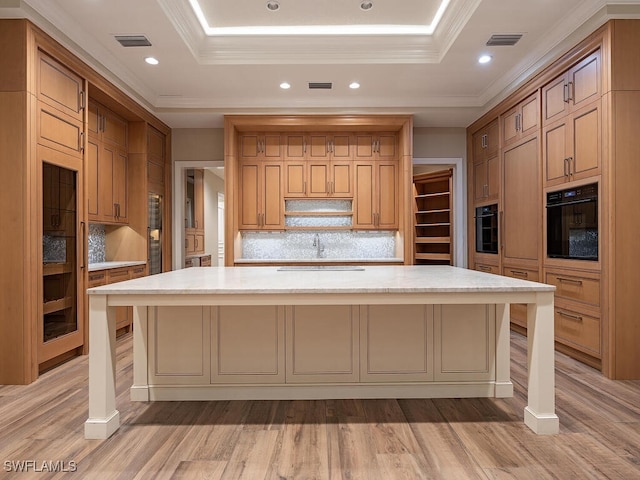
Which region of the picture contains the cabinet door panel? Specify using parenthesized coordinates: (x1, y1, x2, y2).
(151, 306, 210, 384)
(361, 305, 433, 381)
(213, 306, 284, 383)
(263, 163, 283, 228)
(37, 104, 82, 158)
(543, 121, 568, 186)
(435, 304, 495, 381)
(284, 134, 305, 160)
(377, 134, 397, 159)
(503, 137, 539, 261)
(331, 162, 352, 196)
(473, 161, 488, 202)
(502, 108, 519, 146)
(99, 145, 115, 221)
(332, 134, 351, 158)
(571, 52, 600, 109)
(286, 305, 358, 383)
(239, 163, 259, 228)
(263, 134, 282, 159)
(377, 162, 398, 228)
(102, 109, 127, 150)
(87, 140, 99, 217)
(543, 75, 569, 124)
(240, 135, 260, 159)
(572, 103, 600, 178)
(113, 151, 127, 223)
(486, 155, 500, 200)
(309, 135, 329, 159)
(308, 162, 330, 196)
(37, 52, 84, 120)
(285, 162, 306, 196)
(355, 135, 374, 159)
(521, 95, 539, 136)
(354, 163, 375, 227)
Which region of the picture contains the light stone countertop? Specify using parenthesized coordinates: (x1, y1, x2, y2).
(87, 265, 555, 295)
(88, 261, 146, 272)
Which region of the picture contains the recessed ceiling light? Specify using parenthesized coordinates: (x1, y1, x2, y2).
(280, 82, 291, 89)
(266, 1, 280, 11)
(360, 1, 373, 11)
(349, 82, 361, 89)
(478, 55, 492, 64)
(145, 56, 159, 65)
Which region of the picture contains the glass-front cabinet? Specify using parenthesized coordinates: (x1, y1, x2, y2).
(41, 161, 83, 365)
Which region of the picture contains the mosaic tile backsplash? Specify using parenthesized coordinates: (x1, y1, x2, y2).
(241, 231, 396, 260)
(88, 224, 106, 264)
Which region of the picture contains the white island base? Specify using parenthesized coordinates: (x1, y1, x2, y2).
(84, 266, 559, 439)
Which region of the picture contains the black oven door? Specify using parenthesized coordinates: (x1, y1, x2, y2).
(546, 184, 598, 260)
(475, 204, 498, 254)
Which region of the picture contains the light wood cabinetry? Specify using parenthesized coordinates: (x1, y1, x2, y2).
(354, 133, 397, 160)
(503, 266, 540, 330)
(87, 100, 128, 224)
(239, 133, 282, 160)
(412, 170, 453, 265)
(238, 160, 284, 230)
(502, 136, 540, 263)
(0, 19, 171, 384)
(353, 161, 398, 229)
(285, 159, 352, 198)
(542, 100, 600, 187)
(472, 119, 500, 203)
(502, 93, 539, 147)
(467, 21, 640, 378)
(542, 50, 601, 125)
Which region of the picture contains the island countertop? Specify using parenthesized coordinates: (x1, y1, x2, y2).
(87, 265, 555, 296)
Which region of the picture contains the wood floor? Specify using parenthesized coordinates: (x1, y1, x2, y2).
(1, 332, 639, 480)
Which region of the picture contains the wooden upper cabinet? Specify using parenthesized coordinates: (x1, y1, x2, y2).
(543, 50, 601, 125)
(353, 161, 398, 230)
(240, 133, 282, 160)
(283, 133, 354, 161)
(502, 93, 539, 147)
(88, 100, 127, 150)
(354, 133, 397, 161)
(543, 100, 601, 187)
(37, 50, 85, 121)
(472, 119, 499, 163)
(285, 159, 352, 198)
(239, 160, 284, 230)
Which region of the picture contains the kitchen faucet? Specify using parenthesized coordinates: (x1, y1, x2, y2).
(313, 233, 325, 258)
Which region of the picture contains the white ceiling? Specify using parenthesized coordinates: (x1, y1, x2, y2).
(3, 0, 640, 129)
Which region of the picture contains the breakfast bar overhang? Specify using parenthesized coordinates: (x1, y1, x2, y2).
(84, 266, 558, 439)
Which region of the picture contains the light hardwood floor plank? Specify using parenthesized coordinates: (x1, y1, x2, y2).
(0, 331, 639, 479)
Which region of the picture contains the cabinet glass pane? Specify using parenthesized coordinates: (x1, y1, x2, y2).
(42, 162, 78, 342)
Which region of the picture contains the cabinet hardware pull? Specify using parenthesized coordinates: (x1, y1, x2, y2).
(499, 210, 504, 251)
(185, 238, 189, 249)
(563, 157, 569, 177)
(482, 134, 487, 148)
(80, 221, 85, 269)
(557, 276, 583, 285)
(79, 90, 85, 110)
(558, 310, 583, 321)
(477, 265, 491, 272)
(515, 113, 521, 132)
(304, 181, 306, 194)
(568, 81, 574, 102)
(303, 140, 306, 154)
(510, 270, 528, 278)
(567, 156, 573, 176)
(563, 83, 569, 103)
(195, 238, 198, 248)
(79, 131, 84, 152)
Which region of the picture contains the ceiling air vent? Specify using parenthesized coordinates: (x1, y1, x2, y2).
(308, 82, 333, 90)
(114, 35, 152, 47)
(486, 34, 523, 47)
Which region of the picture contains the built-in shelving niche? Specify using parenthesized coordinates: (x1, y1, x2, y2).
(284, 199, 353, 229)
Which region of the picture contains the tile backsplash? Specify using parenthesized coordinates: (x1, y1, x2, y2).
(241, 230, 397, 260)
(88, 224, 106, 264)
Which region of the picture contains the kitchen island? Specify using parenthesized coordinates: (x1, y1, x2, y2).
(84, 265, 558, 439)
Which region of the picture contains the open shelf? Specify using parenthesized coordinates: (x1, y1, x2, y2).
(413, 170, 453, 265)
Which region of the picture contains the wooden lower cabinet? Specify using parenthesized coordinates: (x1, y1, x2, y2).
(544, 268, 601, 363)
(474, 262, 499, 275)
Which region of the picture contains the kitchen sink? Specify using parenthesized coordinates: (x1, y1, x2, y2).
(277, 265, 365, 271)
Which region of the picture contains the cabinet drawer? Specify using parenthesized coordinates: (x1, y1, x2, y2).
(503, 266, 539, 282)
(107, 267, 131, 284)
(200, 255, 212, 267)
(88, 271, 107, 288)
(130, 265, 147, 278)
(545, 271, 600, 307)
(555, 306, 601, 357)
(474, 263, 499, 274)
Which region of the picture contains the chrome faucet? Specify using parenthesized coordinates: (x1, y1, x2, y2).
(313, 233, 325, 258)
